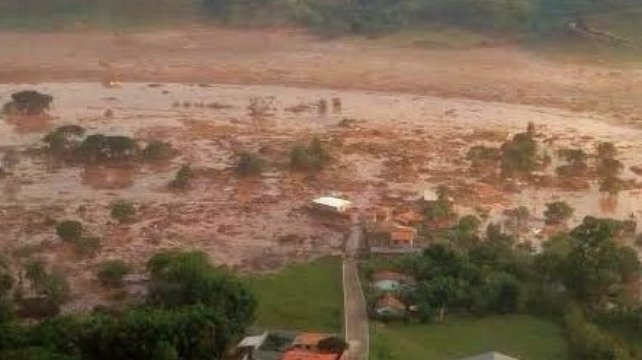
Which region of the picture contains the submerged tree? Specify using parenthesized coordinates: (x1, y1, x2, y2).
(2, 90, 53, 116)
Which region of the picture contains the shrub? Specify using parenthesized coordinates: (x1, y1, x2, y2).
(79, 134, 139, 163)
(96, 260, 130, 287)
(169, 165, 193, 189)
(43, 125, 86, 158)
(236, 152, 264, 176)
(110, 200, 136, 224)
(544, 201, 574, 226)
(290, 137, 330, 171)
(501, 131, 537, 176)
(317, 336, 349, 354)
(55, 221, 82, 242)
(2, 91, 53, 116)
(73, 237, 101, 258)
(141, 140, 174, 161)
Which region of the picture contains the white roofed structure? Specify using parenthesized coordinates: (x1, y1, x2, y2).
(312, 196, 352, 213)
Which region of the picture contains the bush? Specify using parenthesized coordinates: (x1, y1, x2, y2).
(290, 137, 330, 171)
(544, 201, 574, 225)
(2, 91, 53, 116)
(169, 165, 193, 189)
(236, 152, 265, 176)
(96, 260, 130, 287)
(565, 304, 635, 360)
(501, 130, 537, 176)
(141, 140, 174, 161)
(73, 237, 101, 258)
(79, 134, 139, 163)
(317, 336, 349, 354)
(43, 125, 86, 158)
(55, 220, 82, 242)
(110, 200, 136, 224)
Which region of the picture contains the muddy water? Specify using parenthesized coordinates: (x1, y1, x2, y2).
(1, 82, 642, 237)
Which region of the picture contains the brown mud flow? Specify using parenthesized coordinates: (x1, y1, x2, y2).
(1, 81, 642, 311)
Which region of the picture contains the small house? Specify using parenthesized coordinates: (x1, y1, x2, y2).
(390, 226, 417, 248)
(457, 351, 519, 360)
(372, 270, 410, 292)
(281, 351, 339, 360)
(374, 293, 407, 318)
(311, 197, 352, 214)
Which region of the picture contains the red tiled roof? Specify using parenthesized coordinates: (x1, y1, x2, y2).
(390, 228, 415, 242)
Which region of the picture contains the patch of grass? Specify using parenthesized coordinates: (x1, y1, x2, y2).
(356, 26, 495, 49)
(370, 315, 570, 360)
(244, 257, 343, 333)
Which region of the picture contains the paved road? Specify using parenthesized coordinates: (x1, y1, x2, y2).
(343, 223, 369, 360)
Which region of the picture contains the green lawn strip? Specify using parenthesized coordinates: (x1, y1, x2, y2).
(370, 315, 570, 360)
(244, 256, 343, 333)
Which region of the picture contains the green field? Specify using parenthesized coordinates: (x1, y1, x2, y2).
(370, 315, 570, 360)
(244, 256, 343, 333)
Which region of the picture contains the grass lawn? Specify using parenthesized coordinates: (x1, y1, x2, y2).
(244, 256, 343, 333)
(370, 315, 570, 360)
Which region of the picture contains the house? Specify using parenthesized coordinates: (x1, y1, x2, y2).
(234, 332, 269, 360)
(281, 351, 338, 360)
(457, 352, 519, 360)
(311, 197, 352, 214)
(374, 293, 407, 318)
(423, 189, 438, 202)
(372, 270, 411, 292)
(390, 225, 417, 248)
(230, 330, 297, 360)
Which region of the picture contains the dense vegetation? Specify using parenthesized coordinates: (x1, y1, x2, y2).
(0, 250, 256, 360)
(365, 215, 642, 359)
(1, 0, 637, 37)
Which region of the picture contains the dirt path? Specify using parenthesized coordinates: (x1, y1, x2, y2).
(1, 27, 641, 126)
(343, 223, 369, 360)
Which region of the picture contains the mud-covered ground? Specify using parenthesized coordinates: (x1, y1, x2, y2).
(1, 28, 642, 311)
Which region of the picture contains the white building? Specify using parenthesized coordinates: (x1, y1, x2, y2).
(311, 196, 352, 214)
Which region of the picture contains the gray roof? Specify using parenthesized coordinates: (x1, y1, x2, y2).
(457, 352, 519, 360)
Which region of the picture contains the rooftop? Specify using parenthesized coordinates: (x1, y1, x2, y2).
(281, 351, 338, 360)
(312, 197, 352, 209)
(457, 351, 519, 360)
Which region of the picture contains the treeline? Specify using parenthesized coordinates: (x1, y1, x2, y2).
(1, 0, 637, 35)
(365, 215, 642, 359)
(0, 251, 256, 359)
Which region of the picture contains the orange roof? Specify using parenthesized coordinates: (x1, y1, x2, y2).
(376, 293, 406, 311)
(292, 333, 330, 347)
(282, 350, 338, 360)
(390, 228, 415, 242)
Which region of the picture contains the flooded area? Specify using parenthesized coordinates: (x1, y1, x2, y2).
(2, 81, 642, 310)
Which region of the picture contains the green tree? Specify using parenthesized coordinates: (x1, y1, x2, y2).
(236, 152, 265, 176)
(96, 260, 130, 288)
(146, 250, 256, 326)
(55, 221, 82, 242)
(2, 91, 53, 116)
(141, 140, 174, 161)
(110, 200, 136, 224)
(290, 137, 330, 171)
(564, 217, 636, 306)
(544, 201, 574, 226)
(169, 165, 193, 189)
(500, 127, 537, 176)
